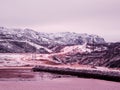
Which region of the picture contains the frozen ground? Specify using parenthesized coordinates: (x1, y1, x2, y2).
(0, 53, 29, 66)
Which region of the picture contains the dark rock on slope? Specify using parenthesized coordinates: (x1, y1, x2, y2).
(0, 41, 50, 53)
(52, 43, 120, 68)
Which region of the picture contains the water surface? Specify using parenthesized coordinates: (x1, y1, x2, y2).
(0, 70, 120, 90)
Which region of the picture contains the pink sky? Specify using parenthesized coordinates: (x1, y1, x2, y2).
(0, 0, 120, 42)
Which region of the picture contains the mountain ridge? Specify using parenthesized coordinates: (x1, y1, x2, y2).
(0, 26, 105, 53)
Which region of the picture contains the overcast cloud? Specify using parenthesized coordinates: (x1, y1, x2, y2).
(0, 0, 120, 42)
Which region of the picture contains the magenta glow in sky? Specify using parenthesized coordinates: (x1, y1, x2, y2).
(0, 0, 120, 42)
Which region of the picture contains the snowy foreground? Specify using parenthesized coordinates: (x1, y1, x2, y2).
(0, 53, 28, 67)
(0, 53, 120, 73)
(0, 53, 54, 67)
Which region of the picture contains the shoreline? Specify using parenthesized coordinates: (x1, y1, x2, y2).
(0, 65, 120, 82)
(33, 65, 120, 82)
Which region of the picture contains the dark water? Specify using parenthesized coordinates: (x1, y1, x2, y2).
(0, 70, 74, 81)
(0, 70, 120, 90)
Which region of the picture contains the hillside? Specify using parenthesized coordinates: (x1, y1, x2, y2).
(51, 43, 120, 68)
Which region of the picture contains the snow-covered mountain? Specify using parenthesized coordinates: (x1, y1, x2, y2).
(0, 27, 120, 68)
(0, 26, 105, 53)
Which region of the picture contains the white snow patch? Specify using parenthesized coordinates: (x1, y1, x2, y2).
(61, 44, 92, 53)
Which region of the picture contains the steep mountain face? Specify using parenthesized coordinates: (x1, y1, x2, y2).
(0, 27, 105, 53)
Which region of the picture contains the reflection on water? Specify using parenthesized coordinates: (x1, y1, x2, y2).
(0, 70, 73, 81)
